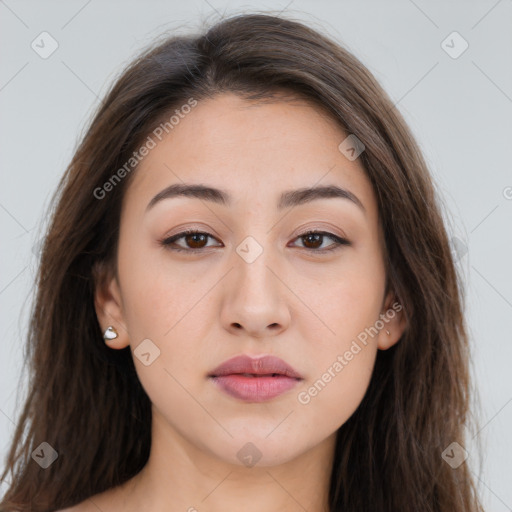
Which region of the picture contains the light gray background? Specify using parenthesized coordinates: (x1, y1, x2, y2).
(1, 0, 511, 509)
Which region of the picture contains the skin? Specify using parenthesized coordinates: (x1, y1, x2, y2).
(64, 92, 405, 512)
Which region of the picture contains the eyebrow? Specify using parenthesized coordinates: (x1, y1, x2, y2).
(146, 183, 366, 214)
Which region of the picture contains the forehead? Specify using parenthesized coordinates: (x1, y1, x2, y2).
(125, 93, 378, 220)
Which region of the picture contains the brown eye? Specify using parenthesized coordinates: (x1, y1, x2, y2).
(292, 231, 351, 252)
(301, 233, 323, 249)
(183, 232, 208, 249)
(160, 230, 222, 252)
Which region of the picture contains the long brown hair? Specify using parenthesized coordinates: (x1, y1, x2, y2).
(0, 12, 485, 511)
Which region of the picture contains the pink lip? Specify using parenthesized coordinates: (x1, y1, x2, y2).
(208, 354, 303, 403)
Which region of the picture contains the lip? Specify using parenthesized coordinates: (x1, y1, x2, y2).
(208, 354, 303, 403)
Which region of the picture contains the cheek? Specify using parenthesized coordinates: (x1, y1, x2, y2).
(118, 237, 200, 339)
(296, 315, 377, 432)
(299, 261, 385, 344)
(292, 259, 383, 420)
(296, 344, 377, 435)
(117, 245, 214, 383)
(119, 271, 208, 419)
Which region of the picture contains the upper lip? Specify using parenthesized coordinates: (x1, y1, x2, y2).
(208, 354, 303, 379)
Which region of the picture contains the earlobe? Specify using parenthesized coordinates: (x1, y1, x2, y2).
(378, 327, 401, 351)
(93, 262, 130, 350)
(377, 291, 407, 351)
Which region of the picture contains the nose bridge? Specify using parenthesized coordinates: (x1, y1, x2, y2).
(233, 233, 280, 304)
(220, 231, 291, 336)
(231, 203, 278, 291)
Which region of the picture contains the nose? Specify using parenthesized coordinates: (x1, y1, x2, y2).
(219, 245, 291, 339)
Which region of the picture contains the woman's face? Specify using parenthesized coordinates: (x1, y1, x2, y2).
(96, 92, 404, 468)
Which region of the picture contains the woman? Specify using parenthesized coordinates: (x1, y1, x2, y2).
(0, 12, 484, 512)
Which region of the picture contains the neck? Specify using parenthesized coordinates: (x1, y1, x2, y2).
(113, 406, 336, 512)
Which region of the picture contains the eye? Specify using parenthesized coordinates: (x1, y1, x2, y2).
(159, 229, 222, 252)
(291, 230, 351, 252)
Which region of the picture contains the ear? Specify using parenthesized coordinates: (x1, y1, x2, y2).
(377, 289, 407, 351)
(93, 261, 130, 350)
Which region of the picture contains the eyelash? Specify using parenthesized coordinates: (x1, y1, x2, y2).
(159, 229, 350, 254)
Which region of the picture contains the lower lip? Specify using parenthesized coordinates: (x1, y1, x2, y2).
(210, 374, 301, 402)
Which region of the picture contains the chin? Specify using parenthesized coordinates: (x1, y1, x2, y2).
(211, 431, 309, 468)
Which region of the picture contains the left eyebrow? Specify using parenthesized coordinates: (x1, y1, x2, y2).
(146, 183, 366, 215)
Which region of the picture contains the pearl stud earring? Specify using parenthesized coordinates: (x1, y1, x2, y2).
(103, 326, 118, 340)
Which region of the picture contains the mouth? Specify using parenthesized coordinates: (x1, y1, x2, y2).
(208, 354, 303, 402)
(230, 373, 289, 377)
